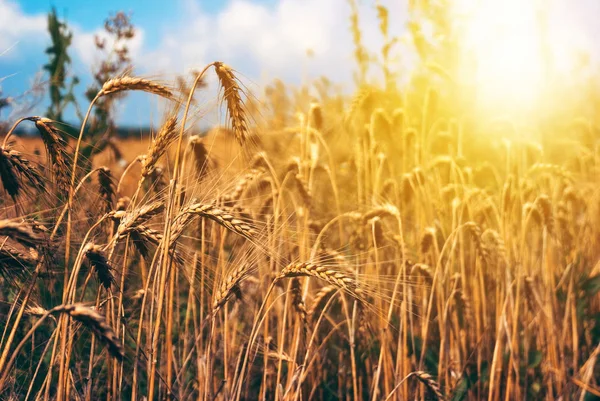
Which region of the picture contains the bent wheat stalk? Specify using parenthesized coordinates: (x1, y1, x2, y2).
(100, 76, 172, 99)
(0, 303, 123, 391)
(178, 202, 256, 240)
(0, 148, 45, 199)
(278, 262, 361, 296)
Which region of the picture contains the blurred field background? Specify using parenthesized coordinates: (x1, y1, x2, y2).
(1, 0, 599, 400)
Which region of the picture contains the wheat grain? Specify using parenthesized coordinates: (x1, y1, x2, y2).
(24, 304, 49, 318)
(534, 194, 554, 234)
(420, 227, 436, 254)
(463, 222, 489, 263)
(221, 168, 264, 206)
(53, 304, 124, 361)
(178, 202, 255, 240)
(290, 278, 308, 333)
(30, 117, 71, 192)
(188, 135, 210, 179)
(83, 243, 114, 289)
(141, 116, 178, 177)
(309, 102, 323, 131)
(362, 203, 399, 222)
(0, 148, 45, 199)
(0, 246, 37, 279)
(100, 76, 172, 99)
(212, 264, 250, 315)
(293, 174, 312, 206)
(98, 167, 115, 213)
(214, 62, 249, 145)
(408, 371, 444, 400)
(308, 286, 337, 321)
(0, 220, 43, 248)
(278, 262, 361, 296)
(115, 201, 164, 239)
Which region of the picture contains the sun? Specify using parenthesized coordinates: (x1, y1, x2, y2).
(454, 0, 585, 114)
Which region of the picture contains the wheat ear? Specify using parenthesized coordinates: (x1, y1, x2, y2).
(278, 262, 361, 296)
(53, 304, 124, 360)
(308, 286, 337, 321)
(290, 278, 308, 333)
(408, 371, 445, 400)
(0, 220, 44, 248)
(30, 117, 71, 192)
(100, 76, 172, 99)
(98, 167, 115, 213)
(83, 243, 114, 289)
(214, 62, 249, 145)
(0, 246, 38, 280)
(141, 116, 178, 177)
(0, 148, 45, 199)
(178, 202, 255, 240)
(212, 264, 250, 315)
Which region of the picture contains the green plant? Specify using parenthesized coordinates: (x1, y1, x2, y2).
(44, 8, 80, 130)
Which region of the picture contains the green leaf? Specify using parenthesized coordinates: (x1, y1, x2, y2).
(582, 274, 600, 297)
(450, 375, 473, 401)
(528, 350, 542, 369)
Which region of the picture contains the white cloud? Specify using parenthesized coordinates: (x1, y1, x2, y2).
(0, 0, 410, 124)
(72, 26, 146, 71)
(1, 0, 410, 89)
(0, 0, 146, 76)
(142, 0, 409, 87)
(0, 0, 47, 59)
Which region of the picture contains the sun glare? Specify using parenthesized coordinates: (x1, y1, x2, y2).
(455, 0, 584, 113)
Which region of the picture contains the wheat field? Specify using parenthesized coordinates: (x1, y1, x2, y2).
(1, 3, 600, 401)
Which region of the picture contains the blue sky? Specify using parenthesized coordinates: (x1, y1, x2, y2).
(17, 0, 241, 45)
(2, 0, 392, 126)
(20, 0, 178, 45)
(1, 0, 599, 127)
